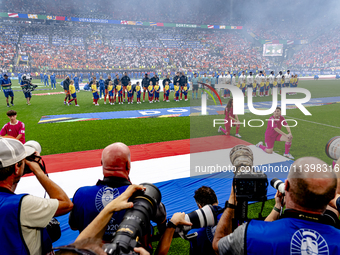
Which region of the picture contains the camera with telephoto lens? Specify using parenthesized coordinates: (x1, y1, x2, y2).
(104, 183, 161, 255)
(22, 75, 38, 93)
(326, 136, 340, 161)
(271, 178, 285, 195)
(230, 145, 268, 201)
(175, 205, 218, 240)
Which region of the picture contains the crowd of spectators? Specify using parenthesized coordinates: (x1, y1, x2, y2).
(285, 26, 340, 70)
(0, 23, 270, 71)
(1, 19, 340, 73)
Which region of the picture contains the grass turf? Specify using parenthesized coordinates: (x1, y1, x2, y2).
(1, 78, 340, 253)
(0, 79, 339, 155)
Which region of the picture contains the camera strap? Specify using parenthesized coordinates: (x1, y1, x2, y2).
(257, 199, 266, 220)
(281, 209, 339, 227)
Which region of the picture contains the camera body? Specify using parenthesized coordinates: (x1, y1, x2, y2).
(234, 172, 268, 201)
(23, 153, 46, 175)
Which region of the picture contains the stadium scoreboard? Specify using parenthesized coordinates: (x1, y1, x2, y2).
(263, 44, 283, 57)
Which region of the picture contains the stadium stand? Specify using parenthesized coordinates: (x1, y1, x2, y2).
(0, 9, 339, 73)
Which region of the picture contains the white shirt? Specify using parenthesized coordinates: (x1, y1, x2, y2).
(225, 74, 232, 84)
(268, 74, 275, 84)
(246, 75, 254, 85)
(284, 73, 291, 83)
(231, 76, 237, 86)
(239, 74, 246, 84)
(276, 74, 282, 84)
(21, 195, 58, 255)
(255, 74, 261, 84)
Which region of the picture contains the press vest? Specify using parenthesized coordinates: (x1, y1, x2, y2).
(71, 182, 129, 242)
(0, 190, 53, 255)
(246, 217, 340, 254)
(189, 206, 223, 255)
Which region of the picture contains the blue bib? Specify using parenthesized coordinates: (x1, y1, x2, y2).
(247, 217, 340, 255)
(71, 183, 129, 242)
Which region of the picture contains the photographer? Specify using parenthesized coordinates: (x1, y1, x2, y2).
(154, 212, 192, 255)
(56, 185, 151, 255)
(0, 138, 73, 255)
(69, 142, 166, 252)
(213, 157, 340, 255)
(188, 186, 223, 255)
(20, 74, 34, 105)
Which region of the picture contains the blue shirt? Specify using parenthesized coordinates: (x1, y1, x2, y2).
(210, 77, 217, 85)
(192, 77, 199, 85)
(99, 79, 105, 87)
(202, 76, 210, 84)
(1, 78, 12, 90)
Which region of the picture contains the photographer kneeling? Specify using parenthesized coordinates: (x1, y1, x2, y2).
(189, 186, 224, 255)
(213, 157, 340, 255)
(0, 138, 73, 255)
(154, 186, 223, 255)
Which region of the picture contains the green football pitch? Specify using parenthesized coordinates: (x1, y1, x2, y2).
(0, 79, 339, 253)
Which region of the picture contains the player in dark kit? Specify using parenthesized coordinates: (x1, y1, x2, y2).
(63, 76, 71, 105)
(113, 74, 120, 87)
(121, 72, 130, 102)
(142, 73, 149, 102)
(150, 74, 159, 86)
(179, 72, 188, 100)
(173, 72, 180, 91)
(104, 75, 112, 104)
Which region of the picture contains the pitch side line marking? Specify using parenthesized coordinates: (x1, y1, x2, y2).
(286, 116, 340, 129)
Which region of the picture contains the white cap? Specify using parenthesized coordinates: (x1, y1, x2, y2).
(24, 140, 42, 154)
(0, 138, 34, 168)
